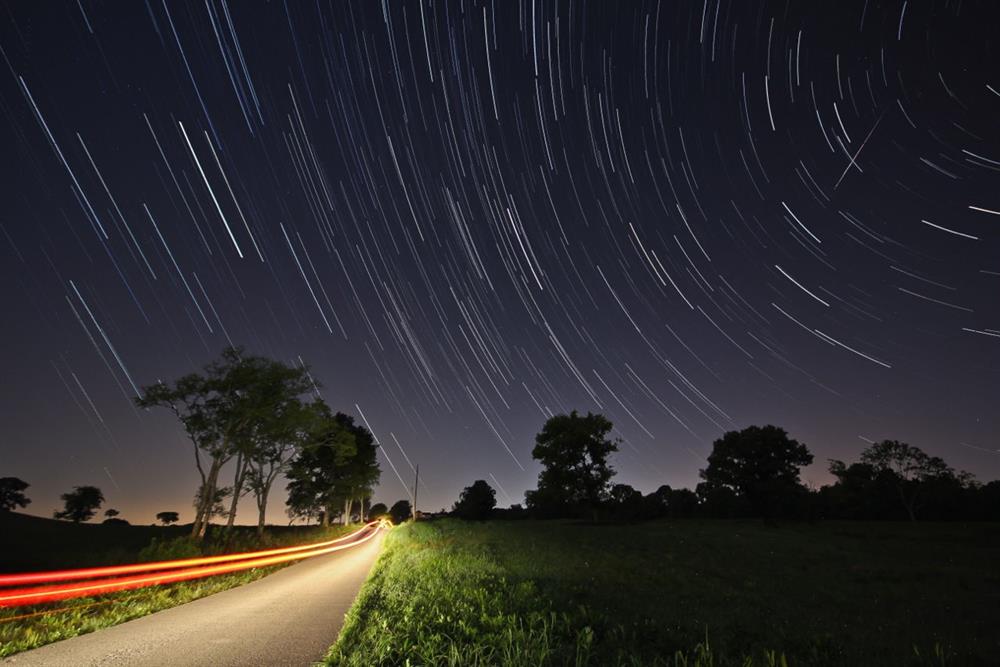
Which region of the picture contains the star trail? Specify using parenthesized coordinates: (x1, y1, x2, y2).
(0, 0, 997, 521)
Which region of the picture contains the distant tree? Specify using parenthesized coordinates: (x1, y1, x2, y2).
(699, 425, 813, 518)
(0, 477, 30, 512)
(525, 411, 619, 520)
(453, 480, 497, 520)
(54, 486, 104, 523)
(609, 483, 643, 519)
(104, 508, 120, 518)
(823, 440, 974, 522)
(368, 502, 388, 519)
(156, 511, 180, 526)
(103, 517, 130, 526)
(389, 499, 412, 524)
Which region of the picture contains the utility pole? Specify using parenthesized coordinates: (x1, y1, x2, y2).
(412, 464, 419, 521)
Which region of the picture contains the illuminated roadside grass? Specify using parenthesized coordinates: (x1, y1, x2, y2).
(326, 520, 998, 666)
(0, 524, 357, 658)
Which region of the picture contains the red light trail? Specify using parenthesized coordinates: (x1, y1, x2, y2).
(0, 522, 384, 609)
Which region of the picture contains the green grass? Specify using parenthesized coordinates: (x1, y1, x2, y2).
(326, 519, 1000, 666)
(0, 513, 357, 658)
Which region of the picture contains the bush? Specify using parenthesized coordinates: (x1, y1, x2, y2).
(138, 536, 201, 562)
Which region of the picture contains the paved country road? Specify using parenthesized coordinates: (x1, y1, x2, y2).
(4, 525, 386, 667)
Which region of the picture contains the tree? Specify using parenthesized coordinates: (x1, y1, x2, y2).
(222, 355, 314, 532)
(156, 511, 180, 525)
(0, 477, 30, 512)
(137, 347, 311, 540)
(453, 480, 497, 520)
(285, 408, 380, 528)
(525, 411, 619, 519)
(699, 425, 813, 518)
(104, 508, 120, 518)
(245, 398, 316, 536)
(54, 486, 104, 523)
(856, 440, 965, 521)
(285, 407, 358, 527)
(368, 502, 388, 519)
(389, 499, 412, 524)
(608, 483, 643, 519)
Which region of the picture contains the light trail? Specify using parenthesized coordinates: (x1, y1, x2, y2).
(0, 522, 384, 608)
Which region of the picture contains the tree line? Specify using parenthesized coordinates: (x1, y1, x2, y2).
(448, 411, 1000, 522)
(1, 348, 382, 537)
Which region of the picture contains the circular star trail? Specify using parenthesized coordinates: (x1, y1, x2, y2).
(0, 0, 997, 520)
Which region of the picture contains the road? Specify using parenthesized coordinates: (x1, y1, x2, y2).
(4, 525, 385, 667)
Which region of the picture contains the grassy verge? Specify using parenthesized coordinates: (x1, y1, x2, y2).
(326, 520, 999, 666)
(0, 523, 357, 657)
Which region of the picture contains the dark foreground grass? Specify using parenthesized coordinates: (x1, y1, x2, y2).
(327, 519, 1000, 666)
(0, 516, 357, 658)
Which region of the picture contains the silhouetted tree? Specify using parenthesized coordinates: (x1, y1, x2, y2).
(824, 440, 975, 521)
(246, 398, 317, 536)
(54, 486, 104, 523)
(389, 499, 412, 523)
(453, 480, 497, 520)
(104, 508, 120, 518)
(285, 408, 358, 527)
(0, 477, 30, 512)
(699, 425, 812, 518)
(156, 511, 180, 525)
(640, 485, 699, 519)
(609, 483, 643, 519)
(368, 502, 388, 518)
(525, 411, 619, 519)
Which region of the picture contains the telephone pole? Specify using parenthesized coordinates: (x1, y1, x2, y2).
(412, 464, 419, 520)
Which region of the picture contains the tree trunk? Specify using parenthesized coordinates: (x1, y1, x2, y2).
(255, 478, 273, 537)
(343, 497, 352, 525)
(226, 452, 247, 531)
(321, 506, 330, 528)
(194, 458, 223, 540)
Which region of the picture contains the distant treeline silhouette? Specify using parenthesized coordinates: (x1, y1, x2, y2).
(450, 412, 1000, 522)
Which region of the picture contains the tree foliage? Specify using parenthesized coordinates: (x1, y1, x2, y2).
(525, 411, 619, 518)
(156, 511, 180, 525)
(453, 480, 497, 520)
(698, 425, 813, 518)
(0, 477, 30, 512)
(389, 499, 412, 524)
(54, 485, 104, 523)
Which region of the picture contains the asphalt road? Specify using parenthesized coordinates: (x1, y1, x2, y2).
(4, 525, 386, 667)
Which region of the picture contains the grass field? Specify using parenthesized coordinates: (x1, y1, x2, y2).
(0, 512, 357, 658)
(327, 519, 1000, 666)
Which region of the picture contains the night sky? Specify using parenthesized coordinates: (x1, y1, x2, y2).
(1, 1, 998, 524)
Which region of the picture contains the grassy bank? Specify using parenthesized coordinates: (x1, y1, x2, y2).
(326, 519, 1000, 666)
(0, 514, 357, 658)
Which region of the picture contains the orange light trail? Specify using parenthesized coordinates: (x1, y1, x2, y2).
(0, 522, 384, 609)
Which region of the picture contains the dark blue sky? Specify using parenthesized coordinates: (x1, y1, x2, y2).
(1, 0, 998, 523)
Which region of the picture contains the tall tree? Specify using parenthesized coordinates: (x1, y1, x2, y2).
(246, 398, 317, 536)
(285, 405, 358, 527)
(699, 425, 813, 518)
(331, 413, 380, 525)
(137, 347, 310, 540)
(0, 477, 30, 512)
(221, 355, 314, 532)
(54, 485, 104, 523)
(453, 480, 497, 520)
(525, 411, 619, 519)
